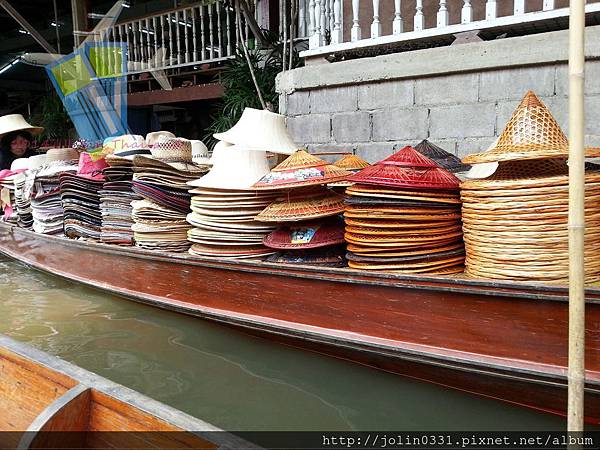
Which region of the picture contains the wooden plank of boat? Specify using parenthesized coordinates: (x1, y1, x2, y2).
(0, 333, 257, 450)
(1, 222, 599, 424)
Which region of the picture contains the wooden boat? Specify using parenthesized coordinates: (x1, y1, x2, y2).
(0, 333, 256, 449)
(1, 222, 599, 424)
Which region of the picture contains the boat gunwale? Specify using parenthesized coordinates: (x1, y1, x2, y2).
(0, 335, 258, 448)
(2, 223, 598, 303)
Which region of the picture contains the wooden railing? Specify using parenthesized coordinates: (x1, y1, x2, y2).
(99, 1, 243, 74)
(300, 0, 600, 57)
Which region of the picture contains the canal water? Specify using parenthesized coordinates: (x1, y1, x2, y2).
(0, 256, 565, 431)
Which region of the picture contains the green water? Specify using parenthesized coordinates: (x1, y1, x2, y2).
(0, 256, 566, 431)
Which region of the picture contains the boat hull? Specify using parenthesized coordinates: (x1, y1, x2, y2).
(1, 223, 599, 424)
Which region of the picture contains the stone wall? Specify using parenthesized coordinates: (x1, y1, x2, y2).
(276, 25, 600, 163)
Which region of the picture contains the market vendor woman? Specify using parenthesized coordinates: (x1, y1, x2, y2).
(0, 114, 43, 170)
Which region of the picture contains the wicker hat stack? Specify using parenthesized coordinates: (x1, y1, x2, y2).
(328, 154, 371, 190)
(251, 150, 352, 266)
(343, 146, 464, 274)
(131, 136, 208, 253)
(460, 90, 600, 283)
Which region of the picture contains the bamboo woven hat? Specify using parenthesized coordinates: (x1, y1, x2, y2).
(0, 114, 43, 138)
(347, 241, 464, 257)
(345, 217, 458, 229)
(333, 154, 371, 171)
(45, 148, 79, 163)
(263, 221, 345, 249)
(462, 91, 600, 164)
(414, 140, 470, 173)
(256, 189, 345, 222)
(150, 136, 193, 163)
(253, 150, 352, 190)
(146, 131, 175, 147)
(133, 155, 207, 175)
(188, 145, 270, 190)
(349, 146, 461, 190)
(348, 259, 464, 274)
(213, 108, 300, 155)
(189, 243, 275, 258)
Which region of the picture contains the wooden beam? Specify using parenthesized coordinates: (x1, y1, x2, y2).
(0, 0, 57, 54)
(127, 83, 224, 106)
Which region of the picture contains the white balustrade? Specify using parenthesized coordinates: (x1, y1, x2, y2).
(308, 0, 315, 36)
(310, 0, 324, 47)
(414, 0, 424, 32)
(486, 0, 497, 20)
(543, 0, 555, 10)
(393, 0, 403, 34)
(351, 0, 361, 42)
(331, 0, 342, 43)
(514, 0, 526, 15)
(437, 0, 449, 27)
(371, 0, 381, 38)
(461, 0, 473, 24)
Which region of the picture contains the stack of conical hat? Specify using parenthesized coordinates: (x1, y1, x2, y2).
(252, 151, 352, 265)
(344, 146, 464, 274)
(460, 90, 600, 283)
(329, 154, 371, 189)
(414, 140, 470, 175)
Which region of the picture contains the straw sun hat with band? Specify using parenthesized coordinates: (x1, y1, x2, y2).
(0, 114, 44, 170)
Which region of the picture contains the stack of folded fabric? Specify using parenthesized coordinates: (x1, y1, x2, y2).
(31, 148, 79, 235)
(343, 146, 464, 274)
(185, 108, 303, 260)
(13, 154, 47, 229)
(100, 135, 150, 245)
(252, 150, 352, 265)
(460, 91, 600, 283)
(132, 136, 208, 252)
(59, 152, 108, 240)
(0, 159, 29, 224)
(414, 139, 471, 176)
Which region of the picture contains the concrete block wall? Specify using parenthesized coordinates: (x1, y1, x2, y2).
(277, 26, 600, 163)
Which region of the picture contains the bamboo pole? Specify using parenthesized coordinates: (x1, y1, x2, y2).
(567, 0, 586, 436)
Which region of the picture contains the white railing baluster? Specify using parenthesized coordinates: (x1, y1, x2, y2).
(320, 0, 327, 41)
(168, 13, 174, 66)
(192, 7, 198, 61)
(393, 0, 403, 34)
(486, 0, 497, 20)
(299, 0, 307, 37)
(543, 0, 555, 11)
(371, 0, 381, 38)
(184, 9, 190, 63)
(329, 0, 335, 35)
(145, 18, 151, 69)
(308, 0, 315, 36)
(414, 0, 424, 31)
(437, 0, 449, 27)
(461, 0, 473, 24)
(324, 0, 331, 40)
(225, 5, 232, 57)
(200, 6, 206, 60)
(152, 16, 158, 65)
(332, 0, 342, 43)
(175, 11, 182, 64)
(216, 4, 223, 59)
(514, 0, 525, 15)
(310, 0, 323, 47)
(351, 0, 361, 41)
(160, 15, 167, 67)
(209, 3, 215, 59)
(132, 22, 139, 70)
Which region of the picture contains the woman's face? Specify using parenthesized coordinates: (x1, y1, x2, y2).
(10, 135, 30, 157)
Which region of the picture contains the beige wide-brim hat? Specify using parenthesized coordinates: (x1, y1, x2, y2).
(146, 131, 175, 147)
(28, 154, 47, 170)
(0, 114, 43, 139)
(45, 148, 79, 163)
(213, 108, 300, 155)
(188, 145, 270, 190)
(191, 140, 211, 165)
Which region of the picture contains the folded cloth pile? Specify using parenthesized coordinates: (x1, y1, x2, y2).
(59, 152, 108, 240)
(131, 136, 209, 252)
(343, 146, 464, 275)
(31, 149, 79, 234)
(0, 165, 27, 224)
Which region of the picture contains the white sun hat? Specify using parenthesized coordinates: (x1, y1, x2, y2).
(188, 145, 270, 190)
(0, 114, 44, 139)
(209, 141, 233, 165)
(213, 108, 300, 155)
(464, 137, 500, 180)
(28, 154, 47, 170)
(191, 140, 211, 165)
(10, 158, 30, 171)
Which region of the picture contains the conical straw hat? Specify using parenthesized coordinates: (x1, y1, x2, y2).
(252, 150, 352, 190)
(414, 140, 470, 173)
(213, 108, 300, 155)
(333, 154, 371, 171)
(255, 189, 345, 222)
(187, 145, 270, 190)
(462, 91, 600, 164)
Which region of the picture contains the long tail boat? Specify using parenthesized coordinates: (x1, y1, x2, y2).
(1, 222, 599, 424)
(0, 333, 256, 450)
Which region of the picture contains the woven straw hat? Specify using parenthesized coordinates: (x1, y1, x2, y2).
(188, 145, 270, 190)
(414, 140, 470, 173)
(45, 148, 79, 163)
(462, 91, 600, 164)
(333, 154, 371, 171)
(150, 136, 193, 162)
(213, 108, 300, 155)
(263, 221, 345, 249)
(349, 146, 461, 190)
(253, 150, 352, 190)
(146, 131, 175, 147)
(256, 190, 345, 222)
(0, 114, 43, 138)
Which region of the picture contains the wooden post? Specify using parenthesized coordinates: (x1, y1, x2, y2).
(568, 0, 586, 437)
